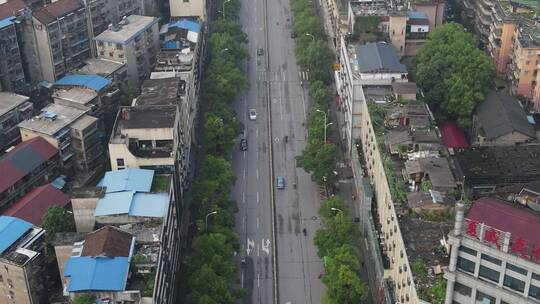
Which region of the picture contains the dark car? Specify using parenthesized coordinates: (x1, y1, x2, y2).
(291, 32, 297, 39)
(257, 48, 264, 56)
(276, 176, 285, 189)
(240, 138, 248, 151)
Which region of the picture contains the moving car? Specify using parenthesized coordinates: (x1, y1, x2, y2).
(249, 109, 257, 120)
(257, 48, 264, 56)
(276, 176, 285, 189)
(240, 138, 248, 151)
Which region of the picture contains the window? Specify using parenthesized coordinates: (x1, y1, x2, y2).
(504, 275, 525, 293)
(479, 265, 499, 283)
(99, 51, 105, 56)
(533, 273, 540, 281)
(481, 254, 501, 265)
(454, 282, 471, 296)
(109, 52, 114, 57)
(98, 41, 104, 47)
(460, 245, 477, 256)
(116, 43, 123, 50)
(457, 256, 475, 273)
(476, 291, 495, 304)
(116, 158, 125, 167)
(529, 284, 540, 301)
(183, 0, 189, 2)
(507, 263, 527, 275)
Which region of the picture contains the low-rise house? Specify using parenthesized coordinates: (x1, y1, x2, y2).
(0, 216, 46, 304)
(385, 129, 440, 155)
(472, 91, 537, 146)
(407, 190, 455, 213)
(385, 103, 431, 129)
(438, 122, 469, 154)
(404, 157, 456, 192)
(0, 92, 33, 153)
(2, 183, 69, 226)
(391, 82, 417, 101)
(18, 104, 104, 184)
(75, 58, 127, 91)
(445, 198, 540, 304)
(0, 137, 59, 211)
(355, 42, 408, 85)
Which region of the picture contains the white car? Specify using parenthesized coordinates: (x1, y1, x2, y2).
(249, 109, 257, 120)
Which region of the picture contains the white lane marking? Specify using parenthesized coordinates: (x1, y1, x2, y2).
(278, 78, 284, 121)
(241, 272, 244, 288)
(243, 216, 246, 230)
(257, 216, 260, 229)
(257, 192, 260, 204)
(242, 191, 246, 204)
(257, 168, 259, 180)
(256, 128, 259, 138)
(257, 243, 260, 256)
(274, 137, 280, 143)
(247, 238, 254, 255)
(262, 239, 270, 255)
(243, 169, 246, 180)
(257, 273, 260, 288)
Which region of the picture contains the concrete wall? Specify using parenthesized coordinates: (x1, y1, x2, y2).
(108, 142, 174, 170)
(0, 260, 32, 304)
(389, 16, 406, 58)
(475, 132, 533, 147)
(72, 197, 98, 232)
(414, 1, 445, 30)
(54, 244, 74, 291)
(169, 0, 206, 20)
(119, 127, 174, 140)
(32, 17, 54, 82)
(19, 128, 59, 148)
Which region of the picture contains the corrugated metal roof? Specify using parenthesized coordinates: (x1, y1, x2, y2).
(439, 122, 469, 149)
(408, 11, 428, 19)
(94, 191, 134, 216)
(3, 184, 69, 226)
(0, 216, 32, 254)
(55, 74, 111, 92)
(356, 42, 407, 74)
(170, 19, 200, 33)
(64, 256, 130, 292)
(130, 193, 169, 217)
(0, 16, 15, 29)
(97, 169, 154, 193)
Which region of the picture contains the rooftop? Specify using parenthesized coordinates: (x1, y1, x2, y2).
(405, 157, 456, 190)
(53, 87, 98, 106)
(356, 42, 407, 73)
(94, 191, 169, 217)
(475, 91, 536, 140)
(0, 216, 32, 254)
(2, 184, 69, 226)
(55, 74, 111, 92)
(94, 15, 158, 45)
(70, 115, 97, 132)
(112, 106, 176, 135)
(0, 137, 58, 193)
(32, 0, 83, 24)
(76, 58, 125, 76)
(52, 232, 86, 246)
(136, 78, 184, 106)
(0, 0, 27, 20)
(391, 82, 417, 95)
(81, 226, 133, 257)
(160, 18, 200, 50)
(155, 50, 194, 72)
(64, 256, 130, 292)
(0, 92, 30, 117)
(18, 103, 87, 136)
(97, 168, 154, 193)
(438, 122, 469, 149)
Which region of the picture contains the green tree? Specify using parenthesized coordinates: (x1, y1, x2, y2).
(296, 142, 339, 185)
(41, 205, 75, 242)
(309, 80, 332, 108)
(295, 39, 334, 84)
(314, 215, 354, 257)
(203, 114, 238, 155)
(210, 19, 248, 44)
(414, 23, 495, 128)
(318, 196, 349, 220)
(72, 294, 95, 304)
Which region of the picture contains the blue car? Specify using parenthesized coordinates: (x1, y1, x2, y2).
(276, 176, 285, 189)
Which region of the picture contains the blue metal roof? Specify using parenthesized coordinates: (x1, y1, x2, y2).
(408, 11, 428, 19)
(0, 17, 16, 30)
(64, 256, 130, 292)
(94, 191, 135, 216)
(55, 74, 111, 92)
(98, 169, 154, 193)
(130, 193, 169, 217)
(0, 216, 32, 254)
(170, 19, 200, 33)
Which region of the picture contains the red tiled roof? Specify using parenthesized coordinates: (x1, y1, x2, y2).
(0, 0, 27, 20)
(0, 137, 58, 193)
(467, 197, 540, 246)
(3, 184, 69, 226)
(32, 0, 82, 24)
(439, 122, 469, 149)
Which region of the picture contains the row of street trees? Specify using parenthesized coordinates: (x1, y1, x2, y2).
(414, 23, 495, 128)
(184, 1, 247, 302)
(289, 0, 368, 302)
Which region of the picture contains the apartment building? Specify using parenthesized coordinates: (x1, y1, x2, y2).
(0, 136, 60, 211)
(0, 16, 26, 92)
(18, 103, 103, 184)
(95, 15, 159, 88)
(169, 0, 206, 21)
(32, 0, 91, 82)
(0, 92, 33, 153)
(75, 58, 128, 91)
(445, 198, 540, 304)
(0, 216, 46, 304)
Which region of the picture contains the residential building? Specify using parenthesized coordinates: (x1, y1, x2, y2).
(404, 157, 456, 192)
(0, 92, 33, 153)
(354, 42, 408, 84)
(0, 216, 46, 304)
(0, 15, 26, 92)
(454, 145, 540, 197)
(32, 0, 91, 82)
(411, 0, 445, 30)
(0, 137, 59, 212)
(2, 183, 69, 226)
(472, 91, 537, 146)
(18, 103, 104, 184)
(75, 58, 128, 91)
(94, 15, 159, 88)
(169, 0, 206, 21)
(445, 198, 540, 304)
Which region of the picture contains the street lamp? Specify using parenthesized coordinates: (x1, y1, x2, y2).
(221, 48, 230, 53)
(205, 211, 218, 231)
(330, 207, 343, 213)
(305, 33, 315, 41)
(316, 109, 332, 143)
(223, 0, 231, 19)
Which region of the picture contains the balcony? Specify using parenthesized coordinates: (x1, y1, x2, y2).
(128, 140, 173, 159)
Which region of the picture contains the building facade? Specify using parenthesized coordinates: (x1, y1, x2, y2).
(94, 15, 159, 89)
(0, 92, 33, 153)
(32, 0, 91, 82)
(0, 16, 26, 92)
(169, 0, 206, 21)
(445, 198, 540, 304)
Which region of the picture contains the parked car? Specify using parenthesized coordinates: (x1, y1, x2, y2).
(249, 109, 257, 120)
(240, 138, 248, 151)
(276, 176, 285, 189)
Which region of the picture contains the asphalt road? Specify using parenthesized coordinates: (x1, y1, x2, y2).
(231, 0, 326, 302)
